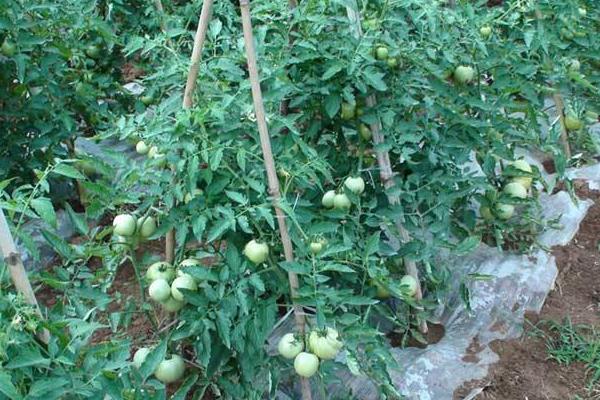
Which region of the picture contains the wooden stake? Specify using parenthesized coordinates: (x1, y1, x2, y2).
(0, 210, 50, 344)
(347, 5, 427, 333)
(239, 1, 311, 398)
(166, 0, 216, 264)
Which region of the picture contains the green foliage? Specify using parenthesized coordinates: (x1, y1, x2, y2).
(1, 0, 599, 398)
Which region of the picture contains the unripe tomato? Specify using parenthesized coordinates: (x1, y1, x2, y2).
(511, 160, 533, 189)
(132, 347, 151, 369)
(400, 275, 418, 297)
(85, 44, 101, 59)
(321, 190, 336, 208)
(1, 40, 16, 57)
(454, 65, 475, 84)
(149, 279, 171, 302)
(160, 296, 185, 312)
(359, 124, 372, 140)
(375, 46, 389, 60)
(386, 57, 398, 68)
(309, 241, 323, 255)
(154, 355, 185, 383)
(136, 141, 149, 154)
(243, 240, 269, 264)
(148, 146, 160, 159)
(308, 327, 343, 360)
(479, 205, 494, 221)
(294, 352, 319, 378)
(333, 193, 351, 210)
(278, 333, 304, 359)
(344, 176, 365, 194)
(341, 103, 356, 120)
(113, 214, 136, 236)
(146, 262, 176, 282)
(372, 279, 391, 299)
(141, 95, 154, 105)
(578, 7, 587, 17)
(171, 274, 197, 302)
(564, 114, 583, 131)
(137, 216, 157, 238)
(496, 203, 514, 220)
(503, 182, 528, 199)
(179, 258, 202, 268)
(480, 26, 492, 38)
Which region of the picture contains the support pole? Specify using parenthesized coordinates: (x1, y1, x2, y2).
(239, 1, 311, 398)
(0, 210, 50, 344)
(347, 5, 427, 333)
(166, 0, 215, 264)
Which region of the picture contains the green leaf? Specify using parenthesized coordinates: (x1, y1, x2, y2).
(5, 346, 49, 369)
(28, 377, 69, 397)
(207, 219, 232, 243)
(322, 63, 343, 80)
(324, 94, 341, 118)
(31, 197, 56, 228)
(140, 339, 167, 380)
(279, 261, 311, 274)
(362, 68, 388, 91)
(171, 374, 199, 400)
(40, 229, 74, 259)
(455, 236, 481, 255)
(192, 215, 208, 242)
(64, 203, 88, 235)
(52, 163, 85, 180)
(216, 312, 232, 349)
(364, 232, 380, 256)
(0, 371, 22, 400)
(225, 190, 248, 205)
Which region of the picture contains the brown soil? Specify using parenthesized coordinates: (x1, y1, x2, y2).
(455, 184, 600, 400)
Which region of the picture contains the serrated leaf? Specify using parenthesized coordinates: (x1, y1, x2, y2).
(140, 339, 167, 380)
(192, 215, 207, 242)
(28, 377, 69, 397)
(40, 229, 74, 259)
(455, 236, 481, 255)
(279, 261, 311, 274)
(225, 191, 248, 205)
(0, 371, 22, 400)
(52, 163, 85, 180)
(322, 63, 343, 80)
(64, 203, 88, 235)
(324, 94, 341, 118)
(362, 68, 388, 91)
(30, 197, 56, 228)
(216, 312, 231, 349)
(206, 219, 232, 243)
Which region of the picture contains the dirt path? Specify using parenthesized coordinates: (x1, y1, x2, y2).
(456, 185, 600, 399)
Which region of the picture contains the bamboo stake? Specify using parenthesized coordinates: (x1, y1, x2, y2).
(534, 7, 571, 159)
(166, 0, 216, 264)
(154, 0, 167, 34)
(0, 210, 50, 344)
(347, 5, 427, 334)
(238, 1, 311, 398)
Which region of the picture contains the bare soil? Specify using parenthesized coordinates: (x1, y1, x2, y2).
(455, 184, 600, 400)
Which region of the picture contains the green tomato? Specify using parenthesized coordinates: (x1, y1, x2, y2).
(568, 59, 581, 72)
(309, 241, 323, 255)
(496, 203, 515, 220)
(400, 275, 418, 297)
(278, 333, 304, 359)
(85, 44, 101, 59)
(479, 205, 494, 221)
(160, 296, 185, 312)
(503, 182, 528, 199)
(132, 347, 151, 369)
(308, 327, 343, 360)
(137, 216, 157, 238)
(375, 46, 389, 60)
(154, 355, 186, 383)
(179, 258, 202, 269)
(578, 7, 587, 17)
(387, 57, 398, 68)
(564, 114, 583, 131)
(454, 65, 475, 84)
(333, 193, 351, 210)
(113, 214, 136, 236)
(136, 141, 149, 154)
(341, 102, 356, 120)
(321, 190, 336, 208)
(344, 176, 365, 195)
(359, 124, 372, 140)
(148, 146, 160, 159)
(480, 26, 492, 38)
(372, 279, 391, 299)
(146, 262, 176, 282)
(1, 40, 16, 57)
(294, 352, 319, 378)
(243, 239, 269, 264)
(141, 95, 154, 105)
(511, 160, 533, 189)
(149, 279, 171, 302)
(171, 274, 197, 302)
